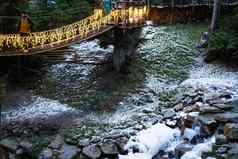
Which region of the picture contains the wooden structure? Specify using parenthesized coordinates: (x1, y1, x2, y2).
(0, 0, 148, 57)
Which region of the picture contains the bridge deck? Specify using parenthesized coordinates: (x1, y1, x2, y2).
(0, 6, 147, 56)
(0, 1, 237, 57)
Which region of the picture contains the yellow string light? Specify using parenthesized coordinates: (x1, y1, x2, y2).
(0, 7, 147, 52)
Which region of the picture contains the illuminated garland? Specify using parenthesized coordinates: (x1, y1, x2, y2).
(0, 7, 147, 52)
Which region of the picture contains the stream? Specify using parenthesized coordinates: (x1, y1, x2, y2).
(1, 24, 238, 159)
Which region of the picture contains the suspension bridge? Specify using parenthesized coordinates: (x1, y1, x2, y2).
(0, 0, 237, 71)
(0, 1, 148, 57)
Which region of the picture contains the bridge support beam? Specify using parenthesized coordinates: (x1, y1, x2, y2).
(112, 28, 141, 72)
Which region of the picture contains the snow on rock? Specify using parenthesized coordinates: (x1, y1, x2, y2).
(119, 123, 180, 159)
(183, 128, 200, 141)
(181, 136, 215, 159)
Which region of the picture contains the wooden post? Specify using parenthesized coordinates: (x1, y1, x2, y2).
(210, 0, 221, 32)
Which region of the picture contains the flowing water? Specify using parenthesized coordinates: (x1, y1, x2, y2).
(1, 24, 238, 158)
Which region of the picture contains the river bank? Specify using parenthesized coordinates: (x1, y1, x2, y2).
(1, 24, 238, 159)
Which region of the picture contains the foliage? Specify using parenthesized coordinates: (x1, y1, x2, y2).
(17, 0, 93, 31)
(207, 7, 238, 59)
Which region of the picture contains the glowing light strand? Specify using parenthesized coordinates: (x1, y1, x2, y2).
(0, 7, 147, 52)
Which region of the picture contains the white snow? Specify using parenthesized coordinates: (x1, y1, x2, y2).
(181, 136, 215, 159)
(66, 39, 113, 60)
(181, 64, 238, 91)
(183, 128, 199, 141)
(119, 123, 180, 159)
(3, 96, 74, 121)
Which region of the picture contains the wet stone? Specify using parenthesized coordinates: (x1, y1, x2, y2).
(183, 104, 200, 113)
(224, 123, 238, 141)
(90, 136, 102, 144)
(212, 103, 233, 110)
(82, 144, 101, 159)
(142, 108, 153, 114)
(227, 144, 238, 159)
(39, 149, 53, 159)
(215, 134, 228, 145)
(165, 119, 177, 128)
(19, 141, 33, 153)
(162, 109, 176, 119)
(0, 138, 18, 152)
(200, 106, 224, 114)
(49, 135, 63, 149)
(100, 139, 119, 155)
(115, 137, 128, 152)
(175, 143, 193, 159)
(198, 116, 218, 136)
(215, 113, 238, 123)
(140, 94, 153, 103)
(58, 144, 80, 159)
(173, 103, 184, 112)
(78, 138, 90, 147)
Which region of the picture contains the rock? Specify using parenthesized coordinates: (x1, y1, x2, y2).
(212, 103, 233, 110)
(183, 128, 198, 141)
(133, 124, 143, 131)
(140, 94, 153, 103)
(115, 137, 128, 152)
(165, 119, 177, 128)
(175, 143, 193, 159)
(197, 32, 209, 48)
(216, 146, 229, 154)
(227, 144, 238, 159)
(173, 103, 184, 112)
(214, 113, 238, 123)
(224, 123, 238, 141)
(162, 109, 176, 119)
(82, 144, 101, 159)
(100, 139, 119, 155)
(39, 149, 53, 159)
(59, 144, 80, 159)
(0, 138, 18, 152)
(200, 106, 224, 114)
(49, 135, 63, 149)
(78, 138, 90, 147)
(0, 146, 8, 159)
(19, 141, 33, 153)
(198, 116, 218, 136)
(90, 136, 102, 144)
(215, 134, 228, 145)
(183, 104, 200, 113)
(142, 108, 153, 114)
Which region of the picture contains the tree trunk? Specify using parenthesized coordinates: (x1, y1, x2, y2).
(210, 0, 221, 32)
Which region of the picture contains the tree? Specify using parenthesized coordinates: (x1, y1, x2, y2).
(210, 0, 221, 32)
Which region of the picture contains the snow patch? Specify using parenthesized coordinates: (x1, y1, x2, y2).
(181, 64, 238, 91)
(3, 97, 74, 121)
(181, 136, 215, 159)
(119, 123, 180, 159)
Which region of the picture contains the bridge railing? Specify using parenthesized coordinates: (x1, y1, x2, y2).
(0, 6, 147, 53)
